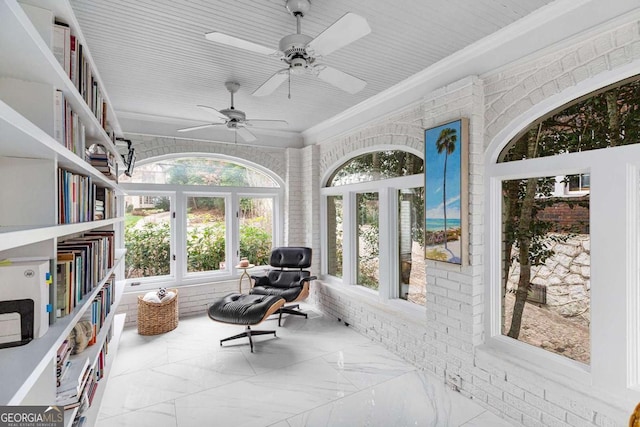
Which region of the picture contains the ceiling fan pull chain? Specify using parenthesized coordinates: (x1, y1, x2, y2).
(288, 71, 291, 99)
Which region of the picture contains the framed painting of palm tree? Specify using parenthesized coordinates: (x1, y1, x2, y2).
(424, 118, 469, 265)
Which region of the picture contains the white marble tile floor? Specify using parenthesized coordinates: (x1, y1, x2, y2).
(95, 304, 516, 427)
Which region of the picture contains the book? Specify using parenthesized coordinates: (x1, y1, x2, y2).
(56, 356, 90, 401)
(56, 339, 70, 364)
(52, 23, 68, 73)
(53, 90, 64, 145)
(56, 253, 75, 317)
(57, 360, 71, 387)
(70, 34, 77, 85)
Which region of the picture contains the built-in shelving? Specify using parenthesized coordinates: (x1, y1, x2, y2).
(0, 100, 121, 184)
(0, 251, 125, 405)
(0, 1, 127, 419)
(0, 0, 123, 168)
(74, 313, 125, 427)
(0, 219, 123, 252)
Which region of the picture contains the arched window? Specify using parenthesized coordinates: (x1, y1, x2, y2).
(120, 156, 278, 187)
(328, 150, 423, 186)
(119, 155, 282, 290)
(322, 150, 426, 306)
(487, 74, 640, 390)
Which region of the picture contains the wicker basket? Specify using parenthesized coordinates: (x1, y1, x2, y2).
(137, 289, 179, 335)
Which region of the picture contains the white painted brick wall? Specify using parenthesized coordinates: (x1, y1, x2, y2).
(118, 280, 239, 328)
(484, 18, 640, 149)
(309, 12, 640, 427)
(284, 148, 303, 246)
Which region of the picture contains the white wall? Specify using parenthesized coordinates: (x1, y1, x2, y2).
(308, 11, 640, 427)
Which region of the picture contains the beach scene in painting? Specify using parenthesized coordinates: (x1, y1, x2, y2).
(424, 120, 462, 264)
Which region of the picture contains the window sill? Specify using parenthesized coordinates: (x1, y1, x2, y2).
(124, 270, 251, 293)
(478, 336, 590, 385)
(477, 339, 640, 412)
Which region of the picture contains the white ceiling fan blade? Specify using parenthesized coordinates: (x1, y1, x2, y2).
(306, 13, 371, 57)
(315, 65, 367, 94)
(177, 123, 220, 132)
(236, 126, 257, 142)
(244, 119, 288, 128)
(196, 105, 229, 122)
(252, 69, 289, 97)
(205, 32, 279, 56)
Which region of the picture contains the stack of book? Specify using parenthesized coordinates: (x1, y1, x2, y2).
(56, 357, 91, 410)
(56, 339, 72, 387)
(86, 145, 117, 182)
(94, 199, 105, 220)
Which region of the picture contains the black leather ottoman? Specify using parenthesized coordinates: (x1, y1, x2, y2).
(207, 293, 285, 352)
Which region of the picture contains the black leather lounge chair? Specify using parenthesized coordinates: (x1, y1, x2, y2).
(250, 247, 317, 326)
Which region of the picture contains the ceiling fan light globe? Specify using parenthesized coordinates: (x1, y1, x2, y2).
(290, 57, 308, 74)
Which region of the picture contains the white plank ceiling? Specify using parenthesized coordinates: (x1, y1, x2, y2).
(67, 0, 622, 147)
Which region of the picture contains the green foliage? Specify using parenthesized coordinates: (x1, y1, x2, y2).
(125, 214, 143, 228)
(501, 79, 640, 161)
(165, 158, 250, 186)
(125, 222, 171, 278)
(186, 223, 226, 271)
(239, 221, 272, 266)
(154, 196, 170, 211)
(355, 192, 381, 288)
(330, 150, 424, 186)
(125, 218, 273, 277)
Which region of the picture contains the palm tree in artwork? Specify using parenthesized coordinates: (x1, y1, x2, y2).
(435, 127, 458, 250)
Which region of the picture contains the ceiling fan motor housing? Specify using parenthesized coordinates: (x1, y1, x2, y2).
(220, 108, 246, 126)
(279, 33, 313, 73)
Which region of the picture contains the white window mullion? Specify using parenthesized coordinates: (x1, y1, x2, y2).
(627, 164, 640, 390)
(343, 192, 357, 286)
(378, 187, 395, 300)
(320, 194, 328, 276)
(229, 192, 238, 275)
(174, 192, 184, 282)
(590, 160, 629, 391)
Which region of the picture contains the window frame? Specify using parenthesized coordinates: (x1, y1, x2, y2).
(181, 191, 232, 279)
(121, 190, 176, 285)
(321, 167, 424, 303)
(119, 155, 283, 292)
(486, 131, 640, 399)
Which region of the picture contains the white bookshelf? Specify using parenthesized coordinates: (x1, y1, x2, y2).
(0, 0, 127, 421)
(76, 313, 126, 427)
(0, 0, 123, 156)
(0, 252, 125, 405)
(0, 219, 122, 252)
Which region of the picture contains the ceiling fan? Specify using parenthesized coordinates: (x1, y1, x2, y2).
(177, 81, 288, 142)
(205, 0, 371, 97)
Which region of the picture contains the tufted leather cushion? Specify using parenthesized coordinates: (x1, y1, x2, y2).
(266, 270, 309, 288)
(208, 293, 284, 325)
(251, 284, 302, 302)
(269, 247, 312, 268)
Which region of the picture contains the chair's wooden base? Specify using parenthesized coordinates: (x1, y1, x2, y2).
(277, 305, 308, 326)
(220, 326, 277, 353)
